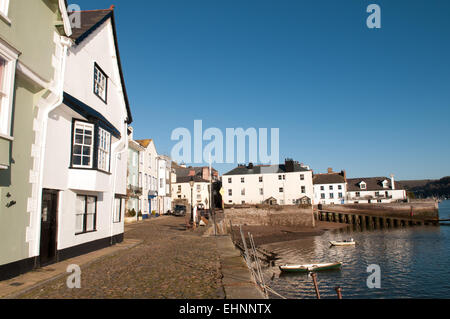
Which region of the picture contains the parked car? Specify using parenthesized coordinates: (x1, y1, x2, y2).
(173, 205, 186, 217)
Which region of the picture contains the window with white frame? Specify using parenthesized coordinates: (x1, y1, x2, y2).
(0, 42, 18, 137)
(75, 195, 97, 234)
(94, 63, 107, 102)
(72, 121, 94, 168)
(228, 189, 232, 196)
(0, 0, 10, 17)
(98, 127, 111, 171)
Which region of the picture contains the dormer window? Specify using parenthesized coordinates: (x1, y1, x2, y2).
(360, 181, 367, 190)
(382, 180, 389, 188)
(94, 63, 107, 103)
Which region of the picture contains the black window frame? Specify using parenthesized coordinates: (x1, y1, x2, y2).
(93, 62, 108, 104)
(75, 195, 98, 235)
(70, 119, 112, 174)
(113, 195, 123, 223)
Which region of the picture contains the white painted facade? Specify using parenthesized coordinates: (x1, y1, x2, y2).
(313, 183, 347, 205)
(136, 139, 158, 215)
(346, 176, 407, 204)
(157, 155, 172, 214)
(172, 180, 210, 209)
(42, 15, 130, 252)
(223, 167, 314, 205)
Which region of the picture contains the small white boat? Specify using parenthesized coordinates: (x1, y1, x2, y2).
(279, 262, 342, 273)
(329, 240, 356, 246)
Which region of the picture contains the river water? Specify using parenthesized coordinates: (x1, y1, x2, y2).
(262, 200, 450, 299)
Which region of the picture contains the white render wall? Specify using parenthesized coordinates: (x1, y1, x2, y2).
(172, 181, 210, 208)
(347, 189, 406, 204)
(138, 140, 158, 214)
(313, 183, 347, 205)
(223, 170, 313, 205)
(41, 17, 128, 252)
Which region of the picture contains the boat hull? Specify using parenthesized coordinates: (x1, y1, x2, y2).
(329, 241, 355, 246)
(279, 262, 342, 273)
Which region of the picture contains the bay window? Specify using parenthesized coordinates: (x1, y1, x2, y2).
(98, 127, 111, 171)
(71, 120, 112, 172)
(72, 121, 94, 168)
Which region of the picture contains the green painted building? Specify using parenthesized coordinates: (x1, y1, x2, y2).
(0, 0, 72, 280)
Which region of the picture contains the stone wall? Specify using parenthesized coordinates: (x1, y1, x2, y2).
(224, 206, 315, 228)
(319, 201, 439, 220)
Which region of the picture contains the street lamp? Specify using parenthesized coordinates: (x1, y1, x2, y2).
(189, 176, 194, 226)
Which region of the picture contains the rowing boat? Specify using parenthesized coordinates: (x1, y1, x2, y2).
(279, 262, 342, 273)
(329, 240, 356, 246)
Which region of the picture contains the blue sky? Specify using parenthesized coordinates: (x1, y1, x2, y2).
(70, 0, 450, 180)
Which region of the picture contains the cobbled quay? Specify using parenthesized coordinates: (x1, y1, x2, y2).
(18, 216, 225, 299)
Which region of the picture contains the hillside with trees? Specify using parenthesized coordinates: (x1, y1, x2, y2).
(400, 177, 450, 199)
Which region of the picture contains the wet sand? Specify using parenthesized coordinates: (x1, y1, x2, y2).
(231, 221, 348, 246)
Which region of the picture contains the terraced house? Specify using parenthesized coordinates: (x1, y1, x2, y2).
(0, 3, 133, 280)
(40, 6, 132, 265)
(0, 0, 72, 280)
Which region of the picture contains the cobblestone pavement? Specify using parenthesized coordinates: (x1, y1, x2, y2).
(18, 216, 224, 299)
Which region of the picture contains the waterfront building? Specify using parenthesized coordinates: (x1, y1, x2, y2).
(0, 0, 72, 280)
(313, 169, 347, 205)
(157, 154, 173, 215)
(40, 6, 132, 267)
(135, 139, 158, 216)
(222, 159, 314, 205)
(346, 175, 406, 203)
(127, 130, 143, 214)
(171, 164, 220, 209)
(172, 174, 211, 209)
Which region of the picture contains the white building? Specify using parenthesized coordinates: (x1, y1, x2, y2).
(172, 175, 211, 209)
(346, 175, 406, 203)
(313, 169, 347, 205)
(135, 139, 158, 216)
(157, 155, 172, 215)
(127, 137, 144, 214)
(223, 159, 314, 205)
(41, 8, 132, 262)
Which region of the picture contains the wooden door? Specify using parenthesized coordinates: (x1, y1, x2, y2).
(40, 189, 58, 266)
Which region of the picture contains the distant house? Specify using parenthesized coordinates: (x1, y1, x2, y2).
(172, 175, 211, 209)
(223, 159, 313, 206)
(127, 134, 144, 214)
(135, 139, 158, 216)
(313, 169, 347, 205)
(346, 175, 406, 203)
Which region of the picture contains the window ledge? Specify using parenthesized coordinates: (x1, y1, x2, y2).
(0, 133, 13, 141)
(75, 230, 97, 236)
(0, 12, 11, 25)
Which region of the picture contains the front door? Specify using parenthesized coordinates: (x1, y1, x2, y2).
(40, 189, 58, 266)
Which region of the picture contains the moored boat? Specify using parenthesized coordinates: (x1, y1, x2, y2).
(329, 240, 356, 246)
(279, 262, 342, 273)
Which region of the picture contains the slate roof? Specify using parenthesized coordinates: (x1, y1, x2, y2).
(347, 177, 405, 191)
(175, 176, 210, 183)
(69, 7, 133, 124)
(223, 163, 310, 176)
(313, 174, 346, 185)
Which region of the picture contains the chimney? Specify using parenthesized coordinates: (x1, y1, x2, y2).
(341, 170, 347, 181)
(390, 174, 395, 190)
(285, 158, 294, 172)
(247, 163, 254, 169)
(188, 170, 195, 177)
(327, 167, 333, 174)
